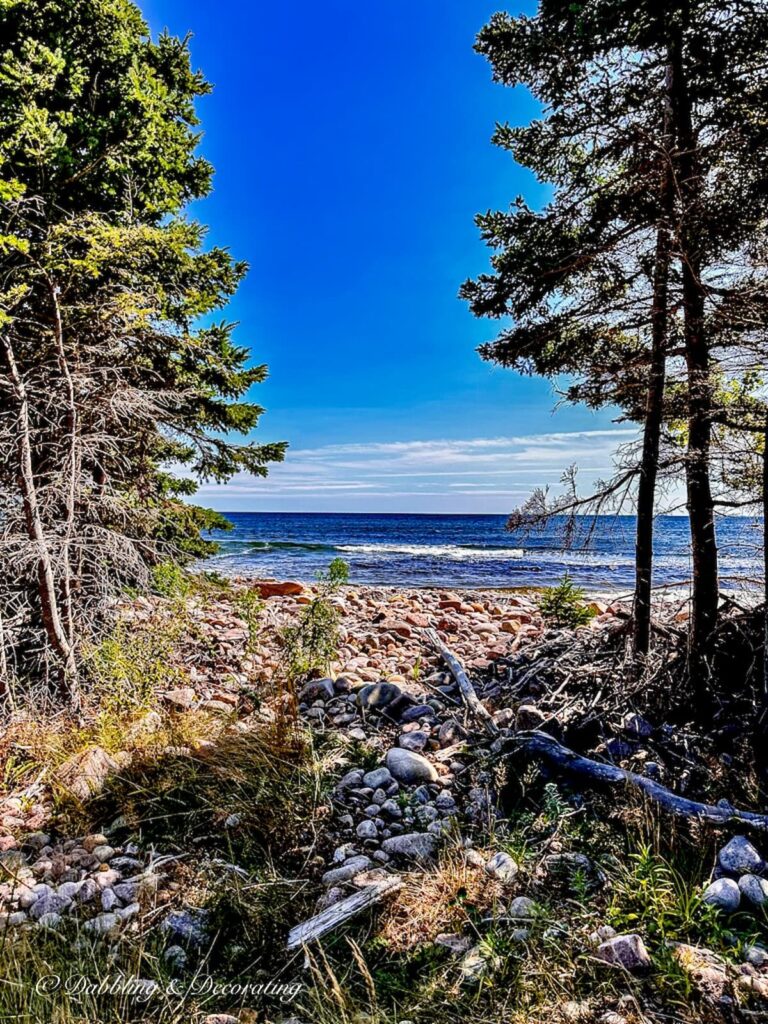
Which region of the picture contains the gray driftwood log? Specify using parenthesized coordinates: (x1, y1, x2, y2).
(506, 730, 768, 830)
(425, 627, 499, 737)
(286, 876, 402, 950)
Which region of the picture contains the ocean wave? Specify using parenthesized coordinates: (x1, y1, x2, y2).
(337, 543, 525, 560)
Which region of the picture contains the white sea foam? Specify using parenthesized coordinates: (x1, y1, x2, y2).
(337, 543, 525, 560)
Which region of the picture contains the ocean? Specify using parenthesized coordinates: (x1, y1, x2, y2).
(200, 513, 764, 594)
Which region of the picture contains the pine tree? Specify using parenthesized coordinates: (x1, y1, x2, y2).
(0, 0, 286, 697)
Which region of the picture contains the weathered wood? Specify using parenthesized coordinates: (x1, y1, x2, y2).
(505, 730, 768, 830)
(425, 628, 499, 737)
(286, 876, 402, 950)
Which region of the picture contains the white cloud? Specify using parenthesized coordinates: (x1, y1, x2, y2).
(192, 428, 639, 511)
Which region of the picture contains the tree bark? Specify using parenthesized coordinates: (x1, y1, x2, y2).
(757, 410, 768, 792)
(669, 17, 719, 687)
(1, 334, 80, 708)
(49, 280, 78, 653)
(633, 59, 674, 660)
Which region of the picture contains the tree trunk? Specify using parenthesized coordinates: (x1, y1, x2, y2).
(757, 411, 768, 792)
(669, 18, 719, 689)
(1, 335, 81, 709)
(633, 60, 674, 660)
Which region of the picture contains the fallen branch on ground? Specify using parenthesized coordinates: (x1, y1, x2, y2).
(425, 628, 499, 737)
(286, 876, 402, 950)
(502, 730, 768, 830)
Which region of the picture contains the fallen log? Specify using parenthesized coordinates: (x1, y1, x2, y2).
(286, 876, 402, 950)
(425, 628, 499, 737)
(503, 730, 768, 830)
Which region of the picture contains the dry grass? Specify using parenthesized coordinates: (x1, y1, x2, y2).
(378, 845, 505, 952)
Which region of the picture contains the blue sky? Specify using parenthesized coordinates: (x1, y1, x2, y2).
(141, 0, 628, 512)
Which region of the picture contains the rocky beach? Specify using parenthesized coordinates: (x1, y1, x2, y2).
(0, 575, 767, 1023)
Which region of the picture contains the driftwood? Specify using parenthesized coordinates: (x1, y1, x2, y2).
(286, 876, 402, 950)
(425, 628, 499, 737)
(505, 730, 768, 830)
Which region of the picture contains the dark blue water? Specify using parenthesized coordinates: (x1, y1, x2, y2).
(200, 513, 764, 592)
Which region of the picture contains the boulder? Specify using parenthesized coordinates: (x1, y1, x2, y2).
(385, 747, 438, 785)
(718, 835, 763, 876)
(702, 877, 740, 912)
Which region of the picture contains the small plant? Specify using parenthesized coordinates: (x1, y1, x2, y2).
(150, 560, 191, 601)
(281, 559, 349, 680)
(538, 573, 596, 628)
(233, 587, 265, 654)
(85, 614, 186, 713)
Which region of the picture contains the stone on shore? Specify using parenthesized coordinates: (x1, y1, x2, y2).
(385, 747, 438, 785)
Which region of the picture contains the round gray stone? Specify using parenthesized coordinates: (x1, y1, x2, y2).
(385, 747, 438, 785)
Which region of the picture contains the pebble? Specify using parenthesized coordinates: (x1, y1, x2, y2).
(485, 851, 519, 885)
(362, 768, 392, 789)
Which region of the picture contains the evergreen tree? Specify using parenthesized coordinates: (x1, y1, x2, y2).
(0, 0, 285, 698)
(463, 0, 768, 681)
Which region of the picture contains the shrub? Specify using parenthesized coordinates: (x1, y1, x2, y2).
(538, 573, 596, 628)
(281, 559, 349, 680)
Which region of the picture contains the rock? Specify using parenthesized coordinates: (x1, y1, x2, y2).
(321, 856, 372, 885)
(434, 791, 457, 813)
(516, 704, 548, 729)
(356, 820, 378, 841)
(339, 769, 365, 789)
(398, 731, 428, 753)
(437, 720, 466, 746)
(358, 682, 402, 709)
(459, 944, 497, 983)
(299, 678, 335, 702)
(621, 713, 653, 738)
(380, 799, 402, 819)
(29, 892, 72, 920)
(484, 851, 519, 885)
(83, 912, 121, 937)
(381, 832, 438, 863)
(702, 877, 741, 912)
(670, 943, 730, 1003)
(508, 896, 537, 919)
(163, 687, 197, 709)
(75, 878, 99, 904)
(113, 881, 139, 903)
(400, 705, 435, 723)
(744, 943, 768, 967)
(434, 932, 473, 955)
(56, 746, 119, 801)
(101, 888, 119, 912)
(253, 580, 304, 598)
(595, 934, 652, 972)
(202, 1016, 240, 1024)
(37, 912, 63, 930)
(362, 767, 392, 789)
(589, 925, 617, 946)
(738, 873, 768, 906)
(92, 845, 115, 862)
(161, 908, 210, 947)
(718, 835, 763, 875)
(385, 748, 438, 785)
